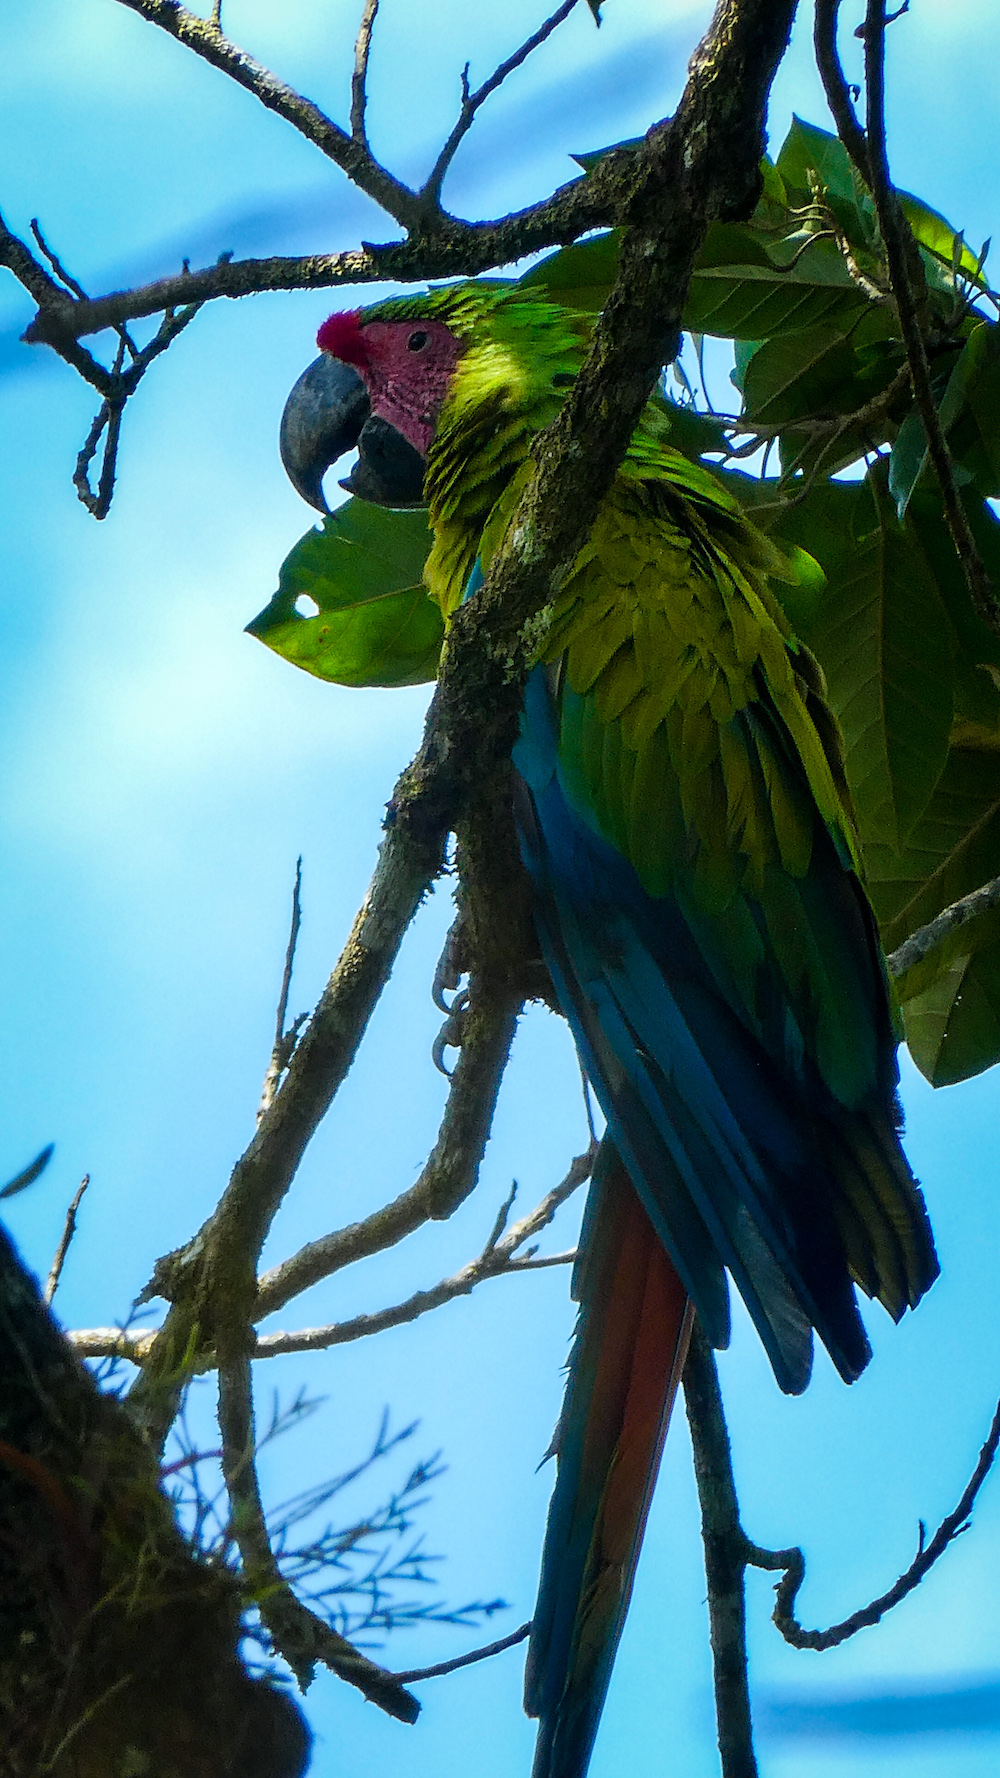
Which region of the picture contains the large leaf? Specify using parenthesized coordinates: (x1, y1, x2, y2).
(867, 740, 1000, 1083)
(776, 116, 865, 213)
(684, 227, 868, 341)
(248, 500, 442, 688)
(771, 475, 953, 852)
(740, 322, 869, 427)
(907, 489, 1000, 727)
(896, 931, 1000, 1087)
(522, 218, 871, 342)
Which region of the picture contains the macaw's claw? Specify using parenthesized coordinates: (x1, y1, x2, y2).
(432, 989, 470, 1076)
(432, 917, 470, 1014)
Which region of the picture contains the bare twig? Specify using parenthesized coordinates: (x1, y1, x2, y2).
(750, 1386, 1000, 1649)
(111, 0, 422, 228)
(393, 1620, 532, 1683)
(29, 217, 90, 302)
(683, 1322, 760, 1778)
(254, 979, 523, 1318)
(70, 1151, 591, 1363)
(216, 1352, 419, 1719)
(69, 298, 203, 516)
(815, 0, 998, 629)
(247, 1249, 577, 1358)
(126, 815, 446, 1447)
(258, 857, 305, 1122)
(351, 0, 380, 145)
(419, 0, 583, 210)
(813, 0, 870, 180)
(886, 873, 1000, 978)
(44, 1175, 91, 1304)
(74, 395, 126, 519)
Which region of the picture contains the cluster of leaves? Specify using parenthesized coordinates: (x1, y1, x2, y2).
(251, 118, 1000, 1087)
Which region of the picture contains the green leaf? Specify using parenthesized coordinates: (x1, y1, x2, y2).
(248, 500, 442, 688)
(523, 214, 871, 341)
(905, 488, 1000, 742)
(776, 116, 860, 213)
(519, 231, 620, 313)
(896, 931, 1000, 1086)
(773, 475, 953, 851)
(869, 740, 1000, 1083)
(899, 192, 988, 287)
(684, 231, 867, 342)
(740, 323, 860, 426)
(888, 324, 998, 516)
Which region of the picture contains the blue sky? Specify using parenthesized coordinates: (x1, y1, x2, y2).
(3, 3, 1000, 1775)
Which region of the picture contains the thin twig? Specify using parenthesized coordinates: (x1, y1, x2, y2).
(886, 872, 1000, 978)
(419, 0, 583, 209)
(254, 980, 524, 1319)
(813, 0, 870, 180)
(248, 1248, 577, 1358)
(73, 397, 125, 519)
(816, 0, 998, 630)
(258, 857, 305, 1122)
(351, 0, 380, 145)
(69, 1155, 589, 1363)
(393, 1620, 532, 1683)
(749, 1386, 1000, 1649)
(111, 0, 423, 229)
(29, 217, 90, 302)
(127, 813, 446, 1448)
(44, 1175, 91, 1304)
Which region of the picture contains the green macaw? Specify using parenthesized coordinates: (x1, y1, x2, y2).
(280, 281, 939, 1778)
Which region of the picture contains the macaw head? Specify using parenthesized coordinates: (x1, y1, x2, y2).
(280, 283, 585, 514)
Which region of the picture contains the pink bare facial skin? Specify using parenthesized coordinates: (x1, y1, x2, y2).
(316, 313, 462, 457)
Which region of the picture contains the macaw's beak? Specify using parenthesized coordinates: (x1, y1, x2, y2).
(280, 354, 427, 512)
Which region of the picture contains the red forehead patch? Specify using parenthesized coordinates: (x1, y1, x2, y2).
(317, 310, 368, 367)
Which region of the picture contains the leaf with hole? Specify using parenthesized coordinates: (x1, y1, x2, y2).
(248, 500, 442, 688)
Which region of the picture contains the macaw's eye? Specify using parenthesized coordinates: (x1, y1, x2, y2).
(407, 330, 428, 352)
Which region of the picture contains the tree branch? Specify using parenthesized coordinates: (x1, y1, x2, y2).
(749, 1385, 1000, 1649)
(350, 0, 380, 146)
(886, 872, 1000, 978)
(126, 815, 446, 1447)
(19, 171, 609, 349)
(69, 1149, 592, 1363)
(216, 1351, 419, 1719)
(419, 0, 584, 211)
(112, 0, 422, 228)
(813, 0, 870, 180)
(257, 857, 305, 1123)
(815, 0, 998, 630)
(255, 975, 524, 1319)
(44, 1174, 90, 1304)
(393, 1620, 532, 1684)
(683, 1321, 760, 1778)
